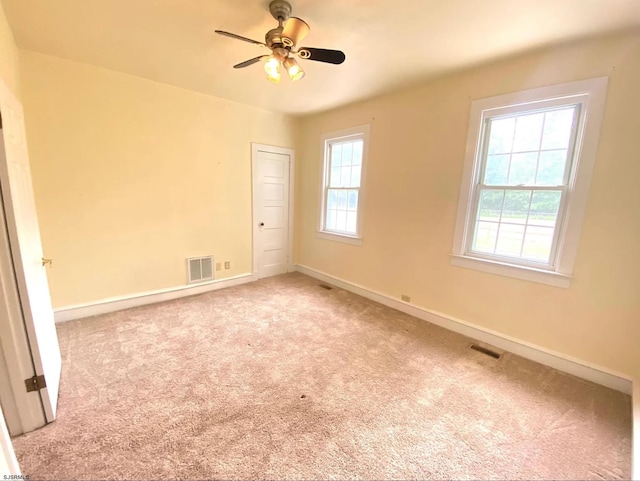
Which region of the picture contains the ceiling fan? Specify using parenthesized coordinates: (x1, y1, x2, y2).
(215, 0, 346, 83)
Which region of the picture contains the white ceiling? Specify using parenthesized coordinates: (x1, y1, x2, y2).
(2, 0, 640, 115)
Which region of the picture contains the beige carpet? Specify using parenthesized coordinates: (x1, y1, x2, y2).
(13, 272, 631, 480)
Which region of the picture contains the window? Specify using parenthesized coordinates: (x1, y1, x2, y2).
(318, 125, 370, 245)
(452, 78, 608, 287)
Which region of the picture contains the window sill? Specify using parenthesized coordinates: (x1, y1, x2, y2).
(450, 254, 571, 288)
(317, 231, 363, 246)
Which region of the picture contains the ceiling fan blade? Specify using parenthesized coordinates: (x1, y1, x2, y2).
(297, 47, 346, 65)
(281, 17, 310, 46)
(215, 30, 266, 46)
(233, 56, 269, 69)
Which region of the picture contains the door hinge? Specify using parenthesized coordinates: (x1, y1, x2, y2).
(24, 374, 46, 392)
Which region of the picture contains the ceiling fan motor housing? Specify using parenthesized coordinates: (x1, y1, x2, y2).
(269, 0, 292, 22)
(265, 27, 285, 49)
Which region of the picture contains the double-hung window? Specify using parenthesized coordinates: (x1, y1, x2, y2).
(318, 125, 369, 245)
(452, 78, 608, 287)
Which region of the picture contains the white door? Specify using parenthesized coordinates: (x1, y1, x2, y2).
(0, 84, 61, 424)
(252, 144, 293, 279)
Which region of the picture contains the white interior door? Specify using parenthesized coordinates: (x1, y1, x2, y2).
(0, 190, 47, 434)
(252, 144, 293, 280)
(0, 85, 61, 424)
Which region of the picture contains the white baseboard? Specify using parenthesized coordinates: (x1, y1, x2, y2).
(294, 264, 632, 394)
(54, 273, 255, 323)
(633, 380, 640, 480)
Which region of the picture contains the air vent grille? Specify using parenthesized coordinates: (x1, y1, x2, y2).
(469, 343, 501, 359)
(187, 256, 214, 283)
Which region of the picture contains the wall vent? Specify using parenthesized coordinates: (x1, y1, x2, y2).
(187, 256, 214, 283)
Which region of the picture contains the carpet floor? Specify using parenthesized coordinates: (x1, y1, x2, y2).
(12, 272, 631, 480)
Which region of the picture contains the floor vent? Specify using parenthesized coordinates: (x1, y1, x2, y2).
(319, 284, 333, 290)
(187, 256, 214, 283)
(469, 343, 501, 359)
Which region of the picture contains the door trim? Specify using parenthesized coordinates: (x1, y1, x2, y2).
(0, 404, 20, 474)
(251, 143, 295, 279)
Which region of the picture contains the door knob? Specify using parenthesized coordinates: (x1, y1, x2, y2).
(259, 222, 265, 227)
(42, 258, 53, 268)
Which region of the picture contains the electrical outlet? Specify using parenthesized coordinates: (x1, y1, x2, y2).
(224, 261, 231, 270)
(215, 262, 221, 271)
(401, 294, 411, 302)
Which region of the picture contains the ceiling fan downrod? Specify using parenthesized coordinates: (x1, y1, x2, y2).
(269, 0, 292, 24)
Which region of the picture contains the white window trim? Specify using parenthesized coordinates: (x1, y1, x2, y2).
(317, 124, 370, 246)
(451, 77, 609, 288)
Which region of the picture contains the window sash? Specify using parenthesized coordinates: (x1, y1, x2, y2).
(466, 184, 568, 269)
(323, 186, 360, 235)
(323, 187, 360, 236)
(463, 102, 581, 269)
(479, 105, 580, 188)
(322, 135, 364, 237)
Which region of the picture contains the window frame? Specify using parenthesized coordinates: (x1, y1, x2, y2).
(451, 77, 609, 288)
(318, 124, 370, 245)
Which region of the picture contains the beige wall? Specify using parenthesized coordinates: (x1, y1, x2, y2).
(20, 51, 295, 307)
(0, 1, 19, 97)
(295, 30, 640, 377)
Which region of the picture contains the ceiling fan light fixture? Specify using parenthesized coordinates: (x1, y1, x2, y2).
(282, 17, 310, 47)
(216, 1, 346, 82)
(283, 57, 305, 81)
(264, 56, 281, 83)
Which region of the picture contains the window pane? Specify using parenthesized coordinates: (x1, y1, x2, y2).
(529, 191, 561, 227)
(473, 221, 499, 253)
(337, 190, 348, 209)
(341, 142, 353, 166)
(512, 113, 544, 152)
(495, 224, 525, 257)
(329, 167, 341, 187)
(350, 165, 362, 188)
(347, 190, 358, 211)
(536, 150, 567, 186)
(346, 212, 357, 233)
(331, 144, 342, 167)
(541, 107, 576, 150)
(508, 153, 537, 185)
(336, 210, 347, 231)
(484, 154, 509, 185)
(340, 166, 351, 187)
(501, 190, 531, 225)
(352, 141, 363, 166)
(326, 209, 337, 230)
(522, 226, 555, 262)
(478, 189, 503, 222)
(487, 117, 515, 155)
(327, 189, 338, 209)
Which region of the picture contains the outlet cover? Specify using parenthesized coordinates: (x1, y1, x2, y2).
(401, 294, 411, 302)
(215, 262, 221, 271)
(224, 261, 231, 270)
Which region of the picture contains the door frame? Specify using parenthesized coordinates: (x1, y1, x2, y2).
(251, 143, 295, 280)
(0, 404, 20, 475)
